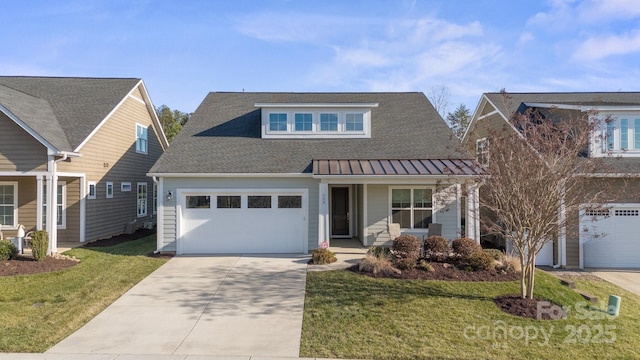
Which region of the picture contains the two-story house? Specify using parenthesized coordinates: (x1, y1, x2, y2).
(0, 76, 168, 253)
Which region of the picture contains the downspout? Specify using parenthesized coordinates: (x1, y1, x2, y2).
(152, 176, 161, 254)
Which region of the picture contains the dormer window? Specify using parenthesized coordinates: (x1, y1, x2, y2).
(269, 113, 287, 132)
(257, 102, 378, 139)
(595, 114, 640, 157)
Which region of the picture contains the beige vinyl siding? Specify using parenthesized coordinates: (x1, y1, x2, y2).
(161, 177, 320, 252)
(57, 84, 164, 241)
(0, 113, 48, 171)
(0, 177, 37, 238)
(368, 184, 390, 247)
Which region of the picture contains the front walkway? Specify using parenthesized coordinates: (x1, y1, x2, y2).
(308, 238, 368, 272)
(47, 255, 309, 357)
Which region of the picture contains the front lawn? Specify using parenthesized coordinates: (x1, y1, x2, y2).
(301, 269, 640, 359)
(0, 235, 168, 352)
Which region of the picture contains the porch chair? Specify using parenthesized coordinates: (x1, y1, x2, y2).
(388, 223, 401, 241)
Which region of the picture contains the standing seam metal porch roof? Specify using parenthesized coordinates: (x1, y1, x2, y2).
(149, 92, 479, 175)
(313, 159, 482, 176)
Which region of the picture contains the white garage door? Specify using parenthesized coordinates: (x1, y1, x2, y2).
(580, 205, 640, 268)
(178, 190, 307, 254)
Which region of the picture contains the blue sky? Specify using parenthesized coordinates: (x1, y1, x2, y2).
(3, 0, 640, 115)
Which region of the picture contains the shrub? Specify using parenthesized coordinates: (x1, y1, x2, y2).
(483, 248, 505, 261)
(465, 251, 496, 271)
(358, 254, 400, 275)
(30, 230, 49, 261)
(496, 254, 521, 273)
(311, 248, 337, 265)
(451, 237, 482, 259)
(367, 246, 392, 260)
(423, 235, 450, 262)
(0, 241, 18, 261)
(392, 234, 421, 269)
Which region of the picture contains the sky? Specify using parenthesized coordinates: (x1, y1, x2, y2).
(3, 0, 640, 116)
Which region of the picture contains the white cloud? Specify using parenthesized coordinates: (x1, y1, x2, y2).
(518, 32, 534, 45)
(577, 0, 640, 22)
(573, 30, 640, 60)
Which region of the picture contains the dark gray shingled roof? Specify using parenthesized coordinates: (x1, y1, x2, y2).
(150, 92, 474, 174)
(0, 76, 141, 151)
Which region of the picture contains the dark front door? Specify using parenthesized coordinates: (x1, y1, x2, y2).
(331, 187, 349, 236)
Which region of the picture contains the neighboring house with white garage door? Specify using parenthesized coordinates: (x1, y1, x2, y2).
(148, 92, 484, 255)
(463, 92, 640, 269)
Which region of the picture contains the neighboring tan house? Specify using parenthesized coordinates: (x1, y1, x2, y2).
(0, 76, 168, 253)
(463, 92, 640, 269)
(148, 92, 483, 255)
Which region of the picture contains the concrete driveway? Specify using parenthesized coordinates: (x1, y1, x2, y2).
(47, 255, 309, 357)
(589, 269, 640, 297)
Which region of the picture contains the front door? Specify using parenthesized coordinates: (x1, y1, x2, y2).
(331, 187, 350, 237)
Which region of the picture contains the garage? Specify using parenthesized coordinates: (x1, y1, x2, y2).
(177, 190, 308, 254)
(580, 204, 640, 268)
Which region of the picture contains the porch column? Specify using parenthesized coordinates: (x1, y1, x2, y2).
(466, 183, 480, 243)
(36, 175, 43, 230)
(318, 182, 329, 247)
(79, 175, 86, 243)
(558, 181, 566, 267)
(46, 156, 57, 255)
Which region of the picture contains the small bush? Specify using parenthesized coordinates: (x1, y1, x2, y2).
(367, 246, 392, 260)
(483, 248, 505, 261)
(358, 254, 400, 275)
(451, 237, 482, 259)
(392, 234, 421, 269)
(0, 241, 18, 260)
(423, 235, 450, 262)
(30, 230, 49, 261)
(465, 251, 495, 271)
(311, 248, 337, 265)
(496, 254, 521, 273)
(417, 259, 435, 272)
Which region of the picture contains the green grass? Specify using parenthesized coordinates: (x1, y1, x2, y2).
(0, 235, 168, 352)
(301, 270, 640, 360)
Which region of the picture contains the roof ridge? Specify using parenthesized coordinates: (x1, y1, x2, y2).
(0, 75, 141, 81)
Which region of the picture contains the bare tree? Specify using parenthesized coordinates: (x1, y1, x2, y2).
(481, 95, 617, 299)
(427, 85, 450, 118)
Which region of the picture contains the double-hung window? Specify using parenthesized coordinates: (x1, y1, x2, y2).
(601, 116, 640, 154)
(43, 182, 66, 228)
(390, 188, 433, 229)
(137, 183, 147, 217)
(294, 113, 312, 131)
(136, 124, 148, 154)
(0, 182, 17, 228)
(345, 113, 364, 131)
(476, 138, 489, 165)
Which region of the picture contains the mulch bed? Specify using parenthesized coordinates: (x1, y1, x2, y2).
(347, 262, 520, 282)
(494, 295, 566, 320)
(0, 228, 163, 277)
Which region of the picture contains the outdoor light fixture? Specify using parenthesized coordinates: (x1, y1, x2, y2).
(167, 190, 173, 200)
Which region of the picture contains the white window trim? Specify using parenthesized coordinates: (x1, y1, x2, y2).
(106, 182, 114, 199)
(593, 114, 640, 157)
(88, 181, 97, 200)
(121, 182, 132, 192)
(388, 186, 435, 230)
(44, 181, 66, 229)
(476, 137, 489, 165)
(259, 105, 374, 139)
(137, 182, 148, 218)
(0, 181, 18, 229)
(136, 123, 149, 154)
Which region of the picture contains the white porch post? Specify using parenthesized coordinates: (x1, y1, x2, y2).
(46, 156, 57, 254)
(558, 182, 567, 267)
(36, 175, 43, 230)
(318, 182, 329, 247)
(466, 183, 480, 243)
(79, 175, 86, 243)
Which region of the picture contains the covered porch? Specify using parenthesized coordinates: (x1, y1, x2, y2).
(312, 159, 482, 250)
(0, 171, 85, 254)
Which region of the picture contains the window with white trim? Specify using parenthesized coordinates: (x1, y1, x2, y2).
(0, 182, 18, 228)
(259, 103, 376, 139)
(88, 181, 96, 200)
(598, 116, 640, 156)
(44, 181, 66, 229)
(137, 183, 147, 217)
(106, 182, 114, 199)
(476, 138, 489, 165)
(390, 188, 433, 229)
(136, 123, 148, 154)
(121, 182, 131, 192)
